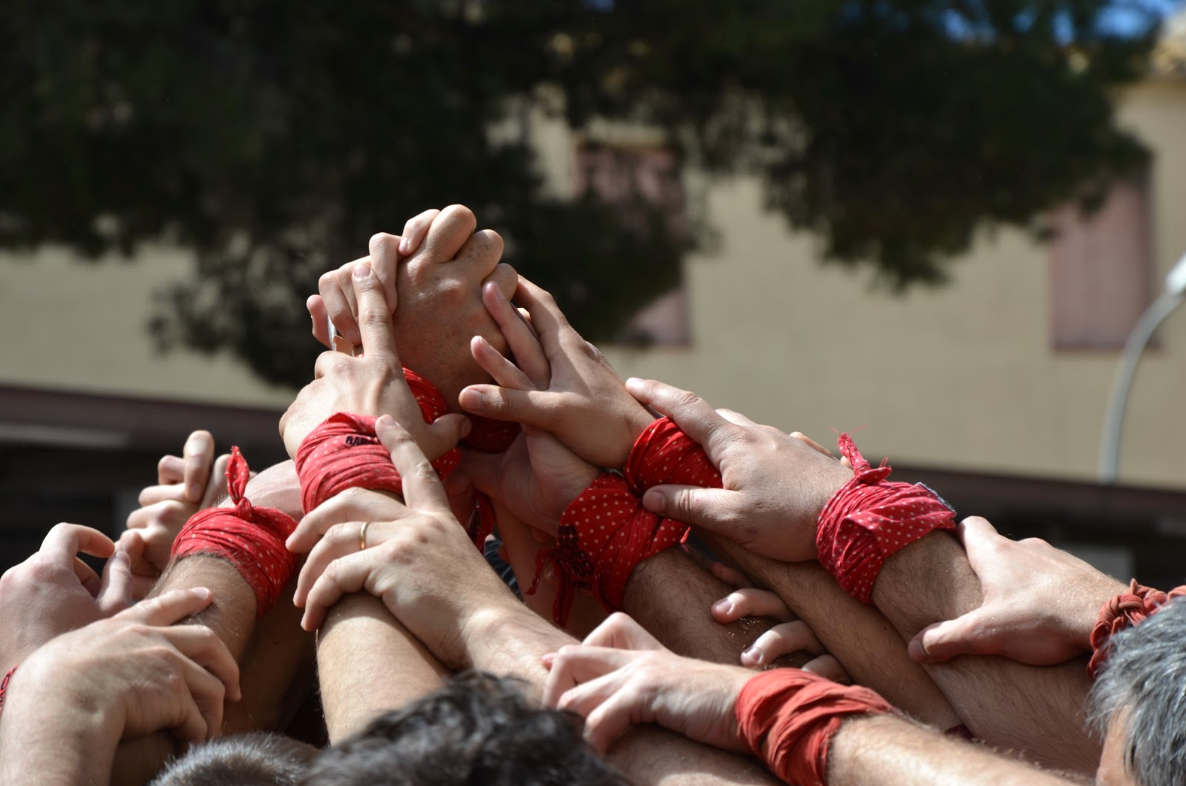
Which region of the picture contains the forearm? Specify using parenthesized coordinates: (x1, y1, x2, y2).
(610, 725, 782, 786)
(829, 714, 1088, 786)
(224, 577, 316, 735)
(317, 593, 449, 741)
(0, 694, 118, 786)
(623, 546, 809, 667)
(707, 536, 959, 729)
(873, 532, 1097, 772)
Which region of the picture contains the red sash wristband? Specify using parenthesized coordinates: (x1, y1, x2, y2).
(528, 417, 718, 627)
(735, 669, 894, 786)
(815, 434, 956, 603)
(172, 448, 299, 617)
(1088, 580, 1186, 679)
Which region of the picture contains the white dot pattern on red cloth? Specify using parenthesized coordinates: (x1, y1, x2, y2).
(815, 433, 956, 603)
(534, 418, 722, 626)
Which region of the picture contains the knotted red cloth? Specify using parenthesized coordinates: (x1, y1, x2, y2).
(1088, 580, 1186, 679)
(735, 669, 894, 786)
(530, 417, 718, 627)
(815, 434, 956, 603)
(296, 412, 460, 511)
(0, 666, 15, 721)
(172, 448, 299, 617)
(294, 367, 513, 548)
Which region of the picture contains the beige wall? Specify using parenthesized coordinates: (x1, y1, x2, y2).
(601, 78, 1186, 488)
(1, 79, 1183, 488)
(0, 246, 292, 409)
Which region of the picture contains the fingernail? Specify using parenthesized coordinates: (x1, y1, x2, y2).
(353, 262, 373, 280)
(113, 551, 130, 567)
(399, 237, 411, 254)
(742, 647, 763, 666)
(907, 639, 928, 663)
(625, 377, 643, 393)
(712, 599, 733, 617)
(642, 488, 664, 510)
(542, 653, 556, 667)
(488, 282, 507, 303)
(460, 417, 472, 438)
(191, 587, 212, 601)
(458, 388, 485, 411)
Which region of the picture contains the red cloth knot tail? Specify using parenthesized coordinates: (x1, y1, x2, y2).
(171, 450, 299, 616)
(816, 435, 956, 604)
(536, 472, 688, 627)
(835, 432, 890, 484)
(1088, 581, 1186, 680)
(735, 669, 893, 786)
(226, 446, 251, 503)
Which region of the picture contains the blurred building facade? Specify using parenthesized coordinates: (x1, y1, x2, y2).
(2, 19, 1186, 582)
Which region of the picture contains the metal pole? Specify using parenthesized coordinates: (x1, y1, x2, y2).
(1098, 291, 1185, 483)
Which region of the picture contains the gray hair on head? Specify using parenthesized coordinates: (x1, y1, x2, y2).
(1091, 597, 1186, 786)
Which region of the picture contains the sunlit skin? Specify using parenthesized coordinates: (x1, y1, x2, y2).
(1096, 711, 1139, 786)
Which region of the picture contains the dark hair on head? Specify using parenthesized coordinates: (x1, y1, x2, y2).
(150, 732, 317, 786)
(302, 671, 631, 786)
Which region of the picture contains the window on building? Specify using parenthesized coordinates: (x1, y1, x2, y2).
(574, 141, 691, 346)
(1048, 171, 1152, 350)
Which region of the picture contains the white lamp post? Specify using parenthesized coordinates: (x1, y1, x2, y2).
(1098, 251, 1186, 483)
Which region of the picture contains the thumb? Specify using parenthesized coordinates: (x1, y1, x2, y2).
(908, 614, 997, 664)
(96, 550, 135, 616)
(125, 587, 215, 626)
(424, 413, 472, 459)
(641, 484, 739, 532)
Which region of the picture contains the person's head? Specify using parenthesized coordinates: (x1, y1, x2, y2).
(301, 671, 628, 786)
(1092, 598, 1186, 786)
(150, 732, 317, 786)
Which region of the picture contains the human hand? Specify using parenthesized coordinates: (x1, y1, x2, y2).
(280, 254, 472, 460)
(625, 379, 853, 562)
(5, 587, 240, 747)
(460, 429, 599, 536)
(294, 415, 518, 669)
(126, 430, 230, 578)
(0, 523, 139, 671)
(708, 562, 850, 680)
(907, 517, 1127, 665)
(459, 275, 654, 468)
(307, 206, 518, 409)
(543, 612, 752, 753)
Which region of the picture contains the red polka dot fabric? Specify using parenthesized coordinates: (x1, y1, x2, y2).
(736, 668, 893, 786)
(815, 433, 956, 603)
(530, 417, 715, 627)
(1088, 580, 1186, 679)
(172, 447, 299, 617)
(624, 416, 722, 492)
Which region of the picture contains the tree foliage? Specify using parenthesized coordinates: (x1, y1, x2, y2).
(0, 0, 1161, 386)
